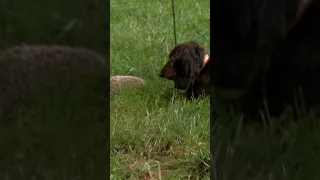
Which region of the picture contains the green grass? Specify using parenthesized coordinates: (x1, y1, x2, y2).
(110, 0, 210, 179)
(213, 102, 320, 180)
(0, 0, 108, 54)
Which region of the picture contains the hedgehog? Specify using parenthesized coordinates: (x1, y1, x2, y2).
(110, 75, 146, 100)
(0, 44, 109, 123)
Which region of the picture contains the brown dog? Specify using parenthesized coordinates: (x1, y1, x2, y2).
(211, 0, 317, 119)
(159, 41, 210, 99)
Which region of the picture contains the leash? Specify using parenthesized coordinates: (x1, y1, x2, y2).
(171, 0, 177, 45)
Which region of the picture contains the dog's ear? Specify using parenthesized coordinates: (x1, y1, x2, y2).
(195, 45, 206, 63)
(175, 53, 200, 78)
(160, 61, 176, 79)
(188, 44, 206, 76)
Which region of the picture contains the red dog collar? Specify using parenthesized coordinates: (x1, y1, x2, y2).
(200, 54, 210, 72)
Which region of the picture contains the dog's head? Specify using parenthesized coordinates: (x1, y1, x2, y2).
(159, 41, 209, 90)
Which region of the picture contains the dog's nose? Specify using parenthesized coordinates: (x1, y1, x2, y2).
(159, 73, 164, 78)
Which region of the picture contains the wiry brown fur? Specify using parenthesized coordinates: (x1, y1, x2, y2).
(211, 0, 319, 119)
(0, 45, 108, 122)
(159, 41, 210, 99)
(264, 0, 320, 117)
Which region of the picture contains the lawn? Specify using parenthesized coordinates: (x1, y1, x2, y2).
(214, 104, 320, 180)
(110, 0, 210, 179)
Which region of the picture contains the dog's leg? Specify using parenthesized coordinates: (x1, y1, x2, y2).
(184, 87, 194, 100)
